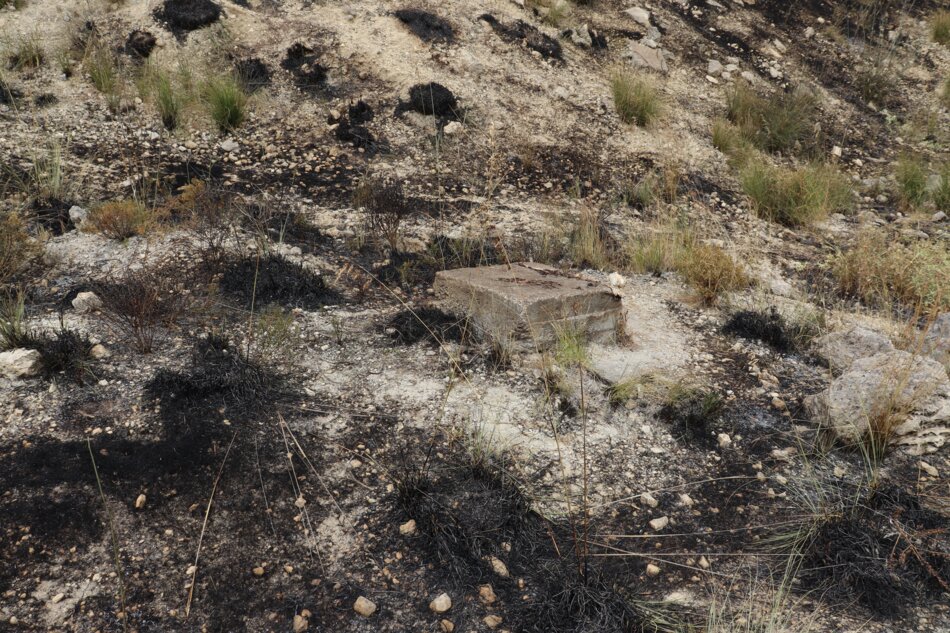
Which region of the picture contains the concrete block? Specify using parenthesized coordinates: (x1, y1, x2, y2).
(433, 262, 623, 348)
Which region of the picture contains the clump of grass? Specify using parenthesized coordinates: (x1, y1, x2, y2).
(205, 76, 247, 132)
(932, 164, 950, 211)
(894, 154, 929, 210)
(85, 46, 120, 109)
(30, 322, 97, 384)
(249, 304, 298, 364)
(30, 139, 67, 202)
(569, 207, 615, 270)
(625, 224, 692, 275)
(942, 77, 950, 108)
(679, 242, 751, 305)
(352, 178, 413, 253)
(832, 229, 950, 311)
(84, 200, 156, 240)
(155, 70, 184, 130)
(726, 83, 819, 155)
(854, 49, 897, 107)
(611, 72, 662, 127)
(8, 35, 43, 70)
(0, 212, 38, 286)
(741, 162, 852, 227)
(0, 290, 28, 349)
(932, 10, 950, 46)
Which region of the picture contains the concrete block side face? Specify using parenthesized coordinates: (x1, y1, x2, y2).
(433, 265, 624, 349)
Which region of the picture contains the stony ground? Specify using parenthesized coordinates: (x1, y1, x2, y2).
(1, 0, 949, 632)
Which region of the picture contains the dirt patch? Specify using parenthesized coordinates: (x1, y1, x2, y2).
(478, 14, 563, 62)
(394, 8, 454, 43)
(220, 253, 340, 309)
(155, 0, 222, 32)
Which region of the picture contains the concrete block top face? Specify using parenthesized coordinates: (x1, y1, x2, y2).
(433, 263, 622, 341)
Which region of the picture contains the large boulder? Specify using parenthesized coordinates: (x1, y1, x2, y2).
(805, 350, 950, 450)
(813, 325, 894, 375)
(0, 348, 42, 379)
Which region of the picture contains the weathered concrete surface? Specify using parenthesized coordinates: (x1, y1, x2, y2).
(433, 263, 623, 348)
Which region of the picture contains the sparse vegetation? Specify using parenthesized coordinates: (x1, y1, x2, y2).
(0, 212, 38, 287)
(85, 45, 121, 110)
(833, 229, 950, 311)
(726, 83, 819, 155)
(679, 242, 752, 305)
(154, 70, 184, 129)
(742, 162, 852, 226)
(611, 72, 662, 126)
(84, 200, 156, 240)
(894, 154, 928, 210)
(0, 290, 28, 349)
(569, 207, 613, 270)
(8, 34, 43, 70)
(94, 264, 190, 353)
(205, 75, 247, 132)
(932, 10, 950, 46)
(352, 178, 412, 252)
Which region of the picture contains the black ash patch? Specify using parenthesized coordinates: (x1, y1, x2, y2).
(385, 307, 470, 345)
(281, 43, 327, 89)
(396, 82, 461, 120)
(125, 29, 157, 59)
(722, 307, 793, 352)
(659, 389, 725, 447)
(394, 8, 454, 42)
(220, 253, 339, 309)
(155, 0, 221, 32)
(478, 14, 563, 61)
(234, 57, 270, 92)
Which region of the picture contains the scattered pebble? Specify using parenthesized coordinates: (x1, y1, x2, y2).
(429, 593, 452, 613)
(354, 596, 377, 617)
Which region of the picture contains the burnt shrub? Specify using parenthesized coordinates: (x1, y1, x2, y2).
(124, 30, 157, 59)
(659, 386, 725, 446)
(220, 253, 338, 310)
(93, 263, 191, 353)
(394, 8, 454, 42)
(156, 0, 221, 31)
(26, 323, 97, 384)
(397, 82, 460, 119)
(352, 178, 413, 252)
(722, 307, 792, 351)
(234, 57, 270, 92)
(385, 306, 470, 345)
(281, 43, 327, 88)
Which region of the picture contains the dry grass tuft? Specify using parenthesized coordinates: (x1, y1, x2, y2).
(832, 229, 950, 312)
(932, 10, 950, 46)
(84, 200, 157, 240)
(741, 162, 852, 227)
(0, 212, 38, 287)
(611, 72, 662, 126)
(679, 243, 752, 305)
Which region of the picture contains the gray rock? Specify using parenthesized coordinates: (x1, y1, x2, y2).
(923, 313, 950, 368)
(624, 41, 668, 73)
(624, 7, 651, 27)
(0, 348, 42, 379)
(72, 291, 103, 313)
(707, 59, 723, 76)
(68, 205, 88, 227)
(569, 24, 593, 48)
(814, 326, 894, 375)
(933, 211, 947, 222)
(805, 350, 950, 445)
(219, 139, 239, 153)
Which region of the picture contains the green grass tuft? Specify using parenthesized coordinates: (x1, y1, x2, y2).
(205, 76, 247, 132)
(742, 162, 851, 227)
(611, 73, 662, 127)
(932, 10, 950, 46)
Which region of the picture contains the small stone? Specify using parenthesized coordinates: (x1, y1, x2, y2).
(72, 291, 103, 313)
(68, 205, 88, 226)
(443, 121, 463, 136)
(488, 556, 510, 577)
(831, 145, 842, 157)
(134, 494, 146, 509)
(640, 492, 659, 507)
(353, 596, 376, 617)
(440, 619, 455, 633)
(0, 348, 42, 379)
(293, 614, 308, 632)
(399, 519, 417, 535)
(707, 59, 723, 76)
(484, 615, 503, 629)
(771, 397, 786, 411)
(219, 139, 239, 152)
(624, 6, 651, 27)
(429, 593, 452, 613)
(51, 593, 65, 604)
(90, 344, 110, 359)
(645, 563, 661, 576)
(918, 461, 938, 477)
(649, 516, 669, 531)
(678, 493, 694, 507)
(252, 566, 265, 576)
(478, 584, 497, 605)
(933, 211, 947, 222)
(717, 433, 732, 449)
(698, 556, 710, 569)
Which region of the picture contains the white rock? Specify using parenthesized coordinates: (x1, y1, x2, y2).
(134, 494, 146, 509)
(443, 121, 464, 136)
(707, 59, 723, 76)
(68, 205, 88, 226)
(608, 272, 627, 289)
(918, 460, 938, 477)
(814, 326, 895, 375)
(649, 516, 669, 531)
(219, 139, 239, 152)
(90, 344, 110, 359)
(717, 433, 732, 449)
(292, 615, 308, 632)
(645, 563, 661, 576)
(933, 211, 947, 222)
(72, 291, 102, 313)
(399, 519, 417, 535)
(353, 596, 376, 617)
(429, 593, 452, 613)
(624, 7, 651, 27)
(0, 348, 42, 379)
(640, 492, 659, 508)
(488, 556, 510, 577)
